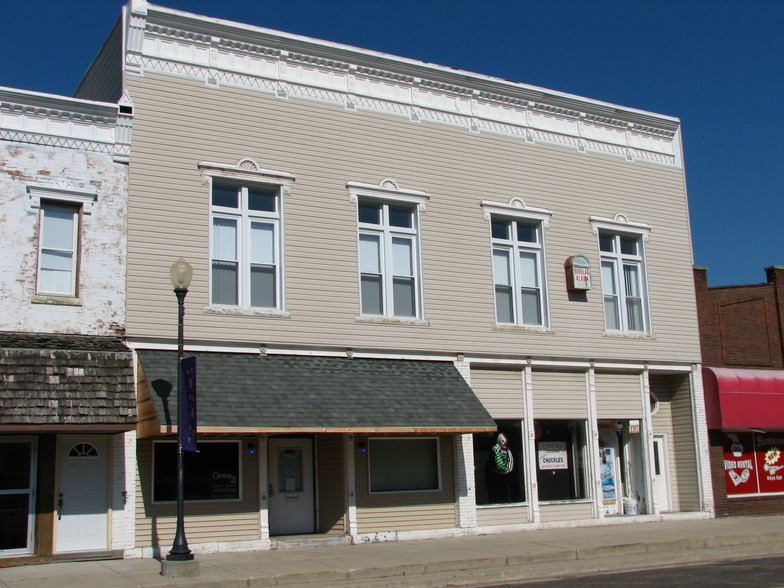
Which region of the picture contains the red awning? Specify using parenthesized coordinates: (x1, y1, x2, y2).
(703, 367, 784, 429)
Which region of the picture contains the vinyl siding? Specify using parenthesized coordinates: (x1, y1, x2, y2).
(539, 501, 594, 522)
(316, 434, 345, 535)
(124, 73, 700, 364)
(669, 374, 701, 511)
(531, 371, 589, 419)
(476, 504, 529, 526)
(354, 435, 456, 532)
(594, 372, 643, 419)
(134, 438, 260, 548)
(74, 19, 123, 103)
(470, 368, 525, 419)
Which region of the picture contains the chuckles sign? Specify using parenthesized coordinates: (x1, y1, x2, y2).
(538, 441, 568, 470)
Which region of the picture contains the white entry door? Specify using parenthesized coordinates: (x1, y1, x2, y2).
(56, 436, 109, 553)
(651, 435, 671, 513)
(268, 438, 315, 535)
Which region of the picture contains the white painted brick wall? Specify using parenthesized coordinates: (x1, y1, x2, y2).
(0, 142, 127, 336)
(112, 431, 137, 551)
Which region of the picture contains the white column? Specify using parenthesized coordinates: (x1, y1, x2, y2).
(641, 369, 657, 514)
(454, 434, 477, 529)
(690, 364, 715, 515)
(345, 434, 358, 537)
(586, 366, 602, 519)
(112, 430, 137, 552)
(523, 364, 539, 523)
(258, 435, 270, 540)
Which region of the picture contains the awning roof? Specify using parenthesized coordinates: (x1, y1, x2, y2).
(137, 351, 496, 437)
(703, 367, 784, 429)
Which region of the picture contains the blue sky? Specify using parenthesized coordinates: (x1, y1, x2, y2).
(3, 1, 781, 286)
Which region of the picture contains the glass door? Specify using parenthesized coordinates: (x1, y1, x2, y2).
(0, 438, 36, 556)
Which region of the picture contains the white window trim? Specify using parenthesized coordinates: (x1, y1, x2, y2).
(151, 440, 243, 504)
(35, 202, 81, 299)
(482, 199, 553, 330)
(26, 183, 97, 215)
(367, 436, 442, 494)
(349, 179, 429, 324)
(590, 214, 653, 335)
(201, 159, 294, 316)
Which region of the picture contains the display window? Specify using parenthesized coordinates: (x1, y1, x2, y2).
(723, 432, 784, 496)
(473, 420, 525, 505)
(535, 420, 587, 501)
(153, 441, 241, 502)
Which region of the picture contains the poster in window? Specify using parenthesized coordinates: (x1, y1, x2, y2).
(755, 433, 784, 494)
(538, 441, 568, 470)
(723, 432, 757, 495)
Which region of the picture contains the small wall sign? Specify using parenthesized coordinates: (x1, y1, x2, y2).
(565, 255, 592, 291)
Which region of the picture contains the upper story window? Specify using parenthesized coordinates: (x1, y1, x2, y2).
(591, 215, 652, 334)
(37, 203, 80, 296)
(482, 199, 552, 329)
(211, 182, 281, 308)
(200, 159, 295, 315)
(27, 183, 97, 303)
(349, 179, 429, 321)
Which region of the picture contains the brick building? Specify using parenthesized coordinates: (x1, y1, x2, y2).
(694, 266, 784, 516)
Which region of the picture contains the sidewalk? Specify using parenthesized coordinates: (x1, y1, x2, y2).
(2, 515, 784, 588)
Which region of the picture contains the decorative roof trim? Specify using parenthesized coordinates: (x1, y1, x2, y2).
(124, 4, 681, 168)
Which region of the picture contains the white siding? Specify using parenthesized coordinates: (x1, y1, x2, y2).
(594, 372, 643, 419)
(532, 371, 589, 419)
(470, 368, 525, 419)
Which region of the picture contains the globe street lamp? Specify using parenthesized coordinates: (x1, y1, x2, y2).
(165, 258, 195, 568)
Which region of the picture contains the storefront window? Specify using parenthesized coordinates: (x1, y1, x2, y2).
(153, 441, 240, 502)
(535, 420, 587, 501)
(473, 421, 525, 505)
(369, 438, 440, 493)
(723, 432, 784, 496)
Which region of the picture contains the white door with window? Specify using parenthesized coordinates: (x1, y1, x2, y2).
(651, 435, 671, 513)
(268, 438, 315, 535)
(56, 436, 109, 553)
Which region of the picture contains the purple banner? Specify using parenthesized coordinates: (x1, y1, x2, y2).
(181, 356, 198, 452)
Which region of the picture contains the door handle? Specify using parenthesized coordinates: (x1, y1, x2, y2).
(268, 484, 273, 497)
(58, 492, 64, 520)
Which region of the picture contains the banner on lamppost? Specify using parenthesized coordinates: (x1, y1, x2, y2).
(180, 356, 198, 452)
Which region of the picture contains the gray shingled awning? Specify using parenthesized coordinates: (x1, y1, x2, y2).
(137, 350, 496, 436)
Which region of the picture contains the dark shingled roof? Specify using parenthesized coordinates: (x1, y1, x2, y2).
(138, 351, 495, 432)
(0, 332, 136, 427)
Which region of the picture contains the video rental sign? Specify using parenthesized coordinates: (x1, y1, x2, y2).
(723, 432, 784, 496)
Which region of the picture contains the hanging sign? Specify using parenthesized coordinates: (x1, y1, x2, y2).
(565, 255, 592, 291)
(180, 356, 198, 452)
(538, 441, 568, 470)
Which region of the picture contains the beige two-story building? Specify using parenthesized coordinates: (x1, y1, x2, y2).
(76, 0, 713, 557)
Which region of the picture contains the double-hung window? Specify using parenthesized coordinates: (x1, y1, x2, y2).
(482, 199, 551, 328)
(592, 216, 651, 333)
(211, 182, 280, 308)
(350, 179, 429, 320)
(37, 203, 80, 296)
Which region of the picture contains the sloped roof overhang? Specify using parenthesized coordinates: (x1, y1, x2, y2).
(137, 350, 496, 437)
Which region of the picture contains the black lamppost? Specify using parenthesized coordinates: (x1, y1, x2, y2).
(167, 257, 194, 562)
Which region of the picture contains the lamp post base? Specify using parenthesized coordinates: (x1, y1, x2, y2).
(161, 558, 200, 578)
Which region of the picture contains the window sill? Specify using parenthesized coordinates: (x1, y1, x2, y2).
(476, 502, 528, 509)
(355, 314, 430, 326)
(31, 294, 82, 306)
(204, 305, 291, 318)
(602, 330, 655, 340)
(492, 324, 553, 334)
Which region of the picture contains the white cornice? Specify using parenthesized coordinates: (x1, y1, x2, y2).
(0, 86, 132, 161)
(125, 5, 682, 168)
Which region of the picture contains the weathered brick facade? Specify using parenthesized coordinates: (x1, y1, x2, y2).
(695, 266, 784, 516)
